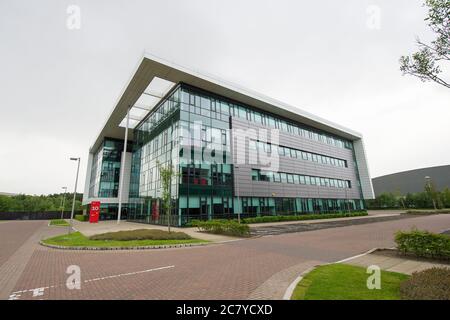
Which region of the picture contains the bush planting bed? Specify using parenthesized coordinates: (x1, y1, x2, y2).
(405, 209, 450, 215)
(42, 231, 206, 248)
(90, 229, 191, 241)
(400, 267, 450, 300)
(195, 220, 250, 237)
(242, 211, 368, 224)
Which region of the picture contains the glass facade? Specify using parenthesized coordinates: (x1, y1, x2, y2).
(89, 138, 131, 198)
(249, 139, 347, 168)
(238, 197, 364, 215)
(88, 138, 131, 219)
(177, 85, 234, 223)
(122, 83, 365, 226)
(127, 86, 181, 224)
(251, 169, 351, 188)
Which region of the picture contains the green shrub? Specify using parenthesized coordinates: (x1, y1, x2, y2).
(405, 209, 450, 215)
(90, 229, 191, 241)
(74, 214, 88, 222)
(242, 211, 368, 224)
(400, 267, 450, 300)
(395, 229, 450, 260)
(49, 219, 69, 226)
(196, 220, 250, 237)
(186, 219, 201, 227)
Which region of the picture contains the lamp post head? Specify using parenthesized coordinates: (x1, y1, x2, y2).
(70, 157, 80, 161)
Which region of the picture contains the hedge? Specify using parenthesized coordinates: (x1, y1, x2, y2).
(395, 229, 450, 260)
(242, 211, 368, 224)
(405, 209, 450, 215)
(196, 220, 250, 237)
(74, 214, 88, 222)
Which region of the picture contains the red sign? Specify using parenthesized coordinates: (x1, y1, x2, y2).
(151, 201, 159, 221)
(89, 201, 100, 223)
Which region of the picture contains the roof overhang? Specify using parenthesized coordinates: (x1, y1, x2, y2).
(90, 52, 363, 152)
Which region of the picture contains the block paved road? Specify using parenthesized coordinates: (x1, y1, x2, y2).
(1, 214, 450, 300)
(250, 213, 411, 236)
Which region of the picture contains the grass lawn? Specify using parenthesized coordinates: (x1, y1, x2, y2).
(292, 264, 409, 300)
(49, 219, 70, 227)
(42, 232, 208, 248)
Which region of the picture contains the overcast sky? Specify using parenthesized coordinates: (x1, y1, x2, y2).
(0, 0, 449, 195)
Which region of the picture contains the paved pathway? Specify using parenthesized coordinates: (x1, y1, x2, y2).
(344, 250, 450, 275)
(1, 214, 449, 300)
(247, 260, 321, 300)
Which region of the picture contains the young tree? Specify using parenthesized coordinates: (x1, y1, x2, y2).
(394, 189, 406, 209)
(0, 195, 13, 212)
(441, 187, 450, 208)
(399, 0, 449, 89)
(157, 161, 178, 233)
(424, 179, 439, 210)
(378, 192, 399, 208)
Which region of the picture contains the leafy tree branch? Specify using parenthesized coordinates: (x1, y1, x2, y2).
(400, 0, 449, 88)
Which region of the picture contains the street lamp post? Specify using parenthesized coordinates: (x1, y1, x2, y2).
(60, 186, 67, 220)
(68, 157, 81, 234)
(344, 184, 350, 214)
(117, 107, 130, 224)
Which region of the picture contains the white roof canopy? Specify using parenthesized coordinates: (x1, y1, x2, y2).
(90, 53, 363, 152)
(118, 76, 176, 129)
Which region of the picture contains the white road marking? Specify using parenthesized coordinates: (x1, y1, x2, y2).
(9, 265, 175, 300)
(32, 288, 45, 297)
(8, 293, 21, 300)
(84, 265, 174, 282)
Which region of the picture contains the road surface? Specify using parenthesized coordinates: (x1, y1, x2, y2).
(1, 214, 449, 300)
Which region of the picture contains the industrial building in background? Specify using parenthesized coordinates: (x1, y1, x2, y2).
(372, 165, 450, 197)
(82, 54, 374, 225)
